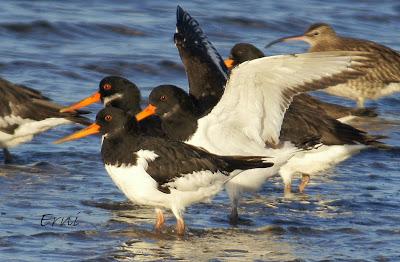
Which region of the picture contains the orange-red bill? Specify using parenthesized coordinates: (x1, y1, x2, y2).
(53, 123, 100, 144)
(135, 104, 157, 121)
(59, 92, 101, 113)
(224, 58, 235, 69)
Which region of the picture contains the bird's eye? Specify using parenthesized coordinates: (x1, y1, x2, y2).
(160, 95, 167, 101)
(105, 115, 112, 121)
(313, 32, 319, 36)
(104, 83, 112, 90)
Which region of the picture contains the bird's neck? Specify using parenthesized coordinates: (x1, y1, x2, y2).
(109, 99, 142, 115)
(162, 108, 199, 142)
(101, 129, 140, 166)
(309, 37, 342, 52)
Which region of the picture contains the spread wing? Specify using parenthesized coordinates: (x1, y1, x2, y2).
(209, 51, 371, 146)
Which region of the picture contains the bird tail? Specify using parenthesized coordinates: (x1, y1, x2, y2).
(362, 134, 390, 150)
(222, 155, 274, 172)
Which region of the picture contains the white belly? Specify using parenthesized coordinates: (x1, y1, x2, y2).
(279, 144, 367, 185)
(104, 164, 227, 213)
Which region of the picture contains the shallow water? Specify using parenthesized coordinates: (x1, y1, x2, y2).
(0, 0, 399, 261)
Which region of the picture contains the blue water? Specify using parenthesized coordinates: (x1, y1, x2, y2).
(0, 1, 399, 261)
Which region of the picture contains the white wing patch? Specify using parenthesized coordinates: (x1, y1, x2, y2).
(135, 149, 159, 169)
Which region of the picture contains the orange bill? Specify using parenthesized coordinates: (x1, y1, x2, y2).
(135, 104, 157, 121)
(60, 92, 101, 113)
(53, 123, 100, 144)
(224, 58, 235, 69)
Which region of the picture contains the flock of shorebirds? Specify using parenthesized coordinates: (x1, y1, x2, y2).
(1, 6, 399, 235)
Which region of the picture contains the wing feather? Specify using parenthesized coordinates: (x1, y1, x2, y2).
(209, 51, 371, 146)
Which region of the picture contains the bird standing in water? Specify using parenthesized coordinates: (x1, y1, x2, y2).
(55, 107, 274, 235)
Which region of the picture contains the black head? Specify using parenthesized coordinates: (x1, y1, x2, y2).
(96, 107, 139, 137)
(147, 85, 195, 119)
(98, 76, 142, 113)
(229, 43, 265, 65)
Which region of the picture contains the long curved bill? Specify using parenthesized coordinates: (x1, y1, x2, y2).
(265, 35, 307, 48)
(224, 58, 235, 70)
(135, 104, 157, 121)
(60, 92, 101, 113)
(54, 123, 100, 144)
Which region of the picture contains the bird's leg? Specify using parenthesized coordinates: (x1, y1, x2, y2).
(3, 148, 12, 164)
(176, 217, 185, 236)
(356, 98, 365, 108)
(298, 174, 310, 193)
(172, 207, 185, 236)
(229, 198, 239, 225)
(154, 208, 165, 231)
(284, 182, 292, 196)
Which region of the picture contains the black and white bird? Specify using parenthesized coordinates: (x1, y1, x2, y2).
(55, 107, 274, 235)
(0, 77, 91, 163)
(60, 76, 164, 137)
(134, 6, 383, 223)
(136, 50, 380, 222)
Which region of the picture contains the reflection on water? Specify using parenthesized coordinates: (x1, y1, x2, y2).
(112, 225, 295, 261)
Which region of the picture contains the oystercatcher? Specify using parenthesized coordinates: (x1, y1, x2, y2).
(136, 51, 379, 222)
(55, 107, 274, 235)
(266, 23, 400, 108)
(170, 7, 384, 217)
(0, 77, 90, 163)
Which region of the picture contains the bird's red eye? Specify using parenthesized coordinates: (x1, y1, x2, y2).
(160, 95, 167, 101)
(104, 83, 112, 90)
(105, 115, 112, 121)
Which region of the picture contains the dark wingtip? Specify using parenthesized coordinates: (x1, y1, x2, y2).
(176, 5, 187, 27)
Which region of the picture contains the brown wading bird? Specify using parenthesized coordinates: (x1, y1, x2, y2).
(266, 23, 400, 108)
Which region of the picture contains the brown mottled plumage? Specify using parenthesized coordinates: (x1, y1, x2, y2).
(266, 23, 400, 108)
